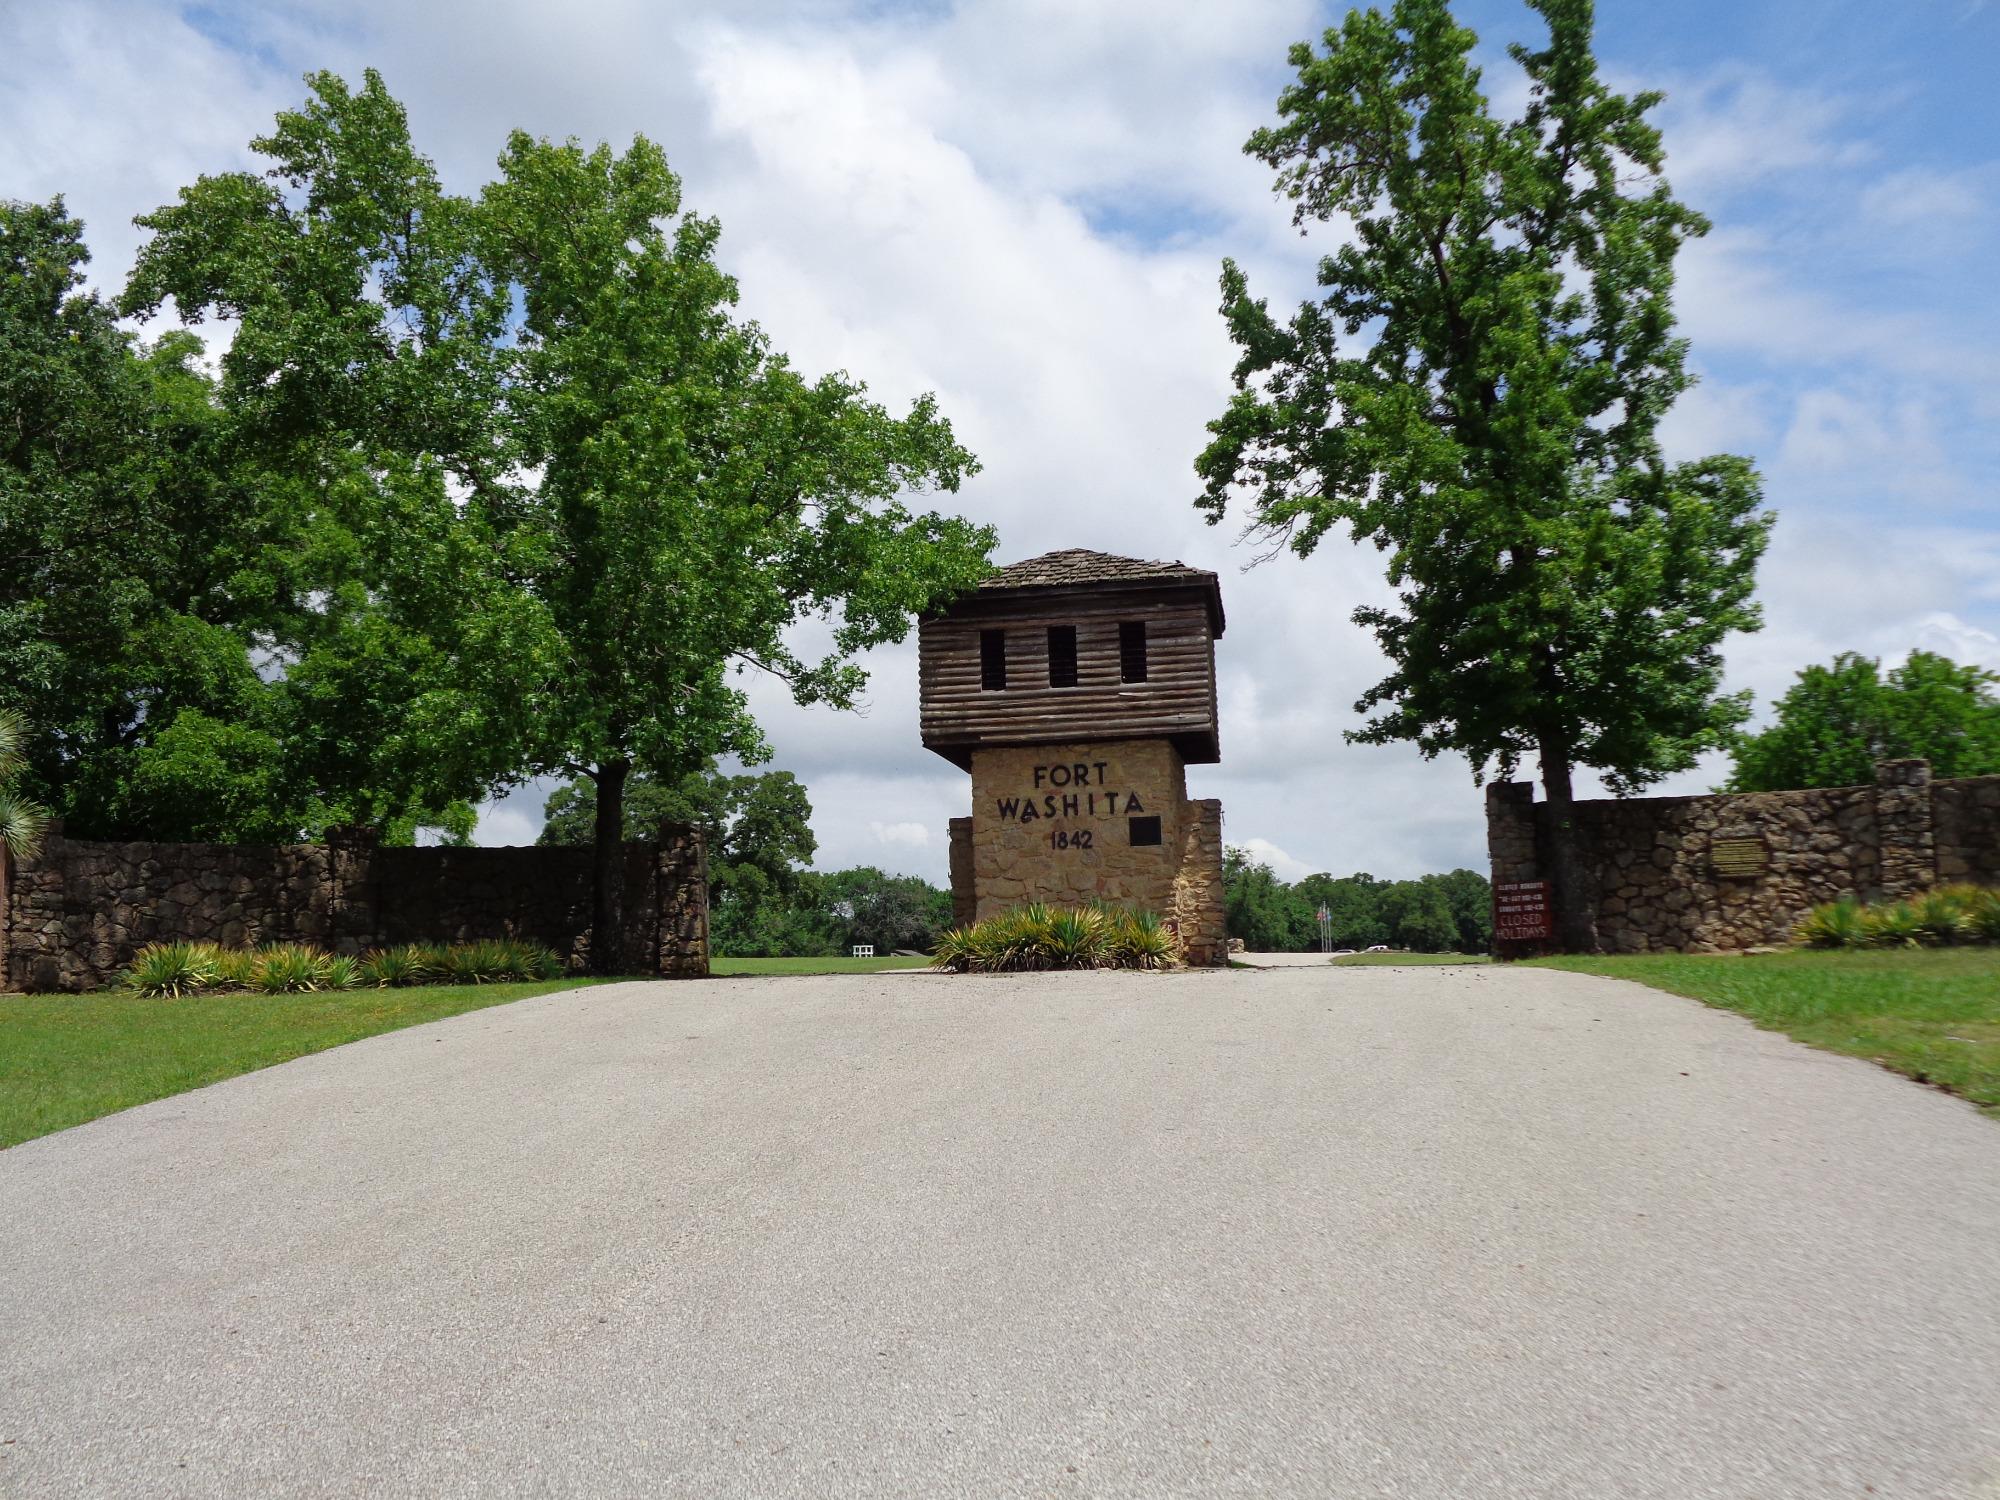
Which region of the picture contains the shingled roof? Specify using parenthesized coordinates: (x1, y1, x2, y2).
(969, 548, 1224, 634)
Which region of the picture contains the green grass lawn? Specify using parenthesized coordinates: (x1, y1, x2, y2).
(1329, 951, 1493, 967)
(708, 955, 933, 976)
(0, 979, 605, 1149)
(1532, 948, 2000, 1115)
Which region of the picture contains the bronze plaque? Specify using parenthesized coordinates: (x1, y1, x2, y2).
(1711, 837, 1770, 878)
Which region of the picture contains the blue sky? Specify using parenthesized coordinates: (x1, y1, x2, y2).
(4, 0, 1995, 881)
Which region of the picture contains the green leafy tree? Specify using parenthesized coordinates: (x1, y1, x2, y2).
(1198, 0, 1772, 950)
(820, 867, 954, 954)
(0, 710, 51, 860)
(1223, 848, 1316, 950)
(541, 764, 817, 935)
(1295, 871, 1391, 949)
(1727, 650, 2000, 791)
(1378, 879, 1459, 952)
(1426, 868, 1493, 952)
(2, 195, 482, 844)
(127, 72, 992, 968)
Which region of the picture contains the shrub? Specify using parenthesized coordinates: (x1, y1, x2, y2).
(252, 944, 333, 994)
(322, 954, 365, 991)
(932, 903, 1178, 973)
(1964, 886, 2000, 944)
(1795, 898, 1868, 950)
(119, 937, 570, 995)
(210, 946, 258, 989)
(360, 946, 423, 987)
(1863, 902, 1925, 950)
(1103, 907, 1177, 970)
(124, 942, 214, 998)
(1912, 888, 1973, 946)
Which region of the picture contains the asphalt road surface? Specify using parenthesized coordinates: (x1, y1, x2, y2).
(5, 964, 1998, 1498)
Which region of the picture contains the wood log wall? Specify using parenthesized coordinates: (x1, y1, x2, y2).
(919, 591, 1219, 765)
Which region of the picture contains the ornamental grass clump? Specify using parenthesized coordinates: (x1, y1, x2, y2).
(932, 903, 1178, 973)
(120, 939, 568, 996)
(1795, 898, 1868, 950)
(252, 944, 334, 994)
(1792, 884, 2000, 951)
(123, 942, 216, 999)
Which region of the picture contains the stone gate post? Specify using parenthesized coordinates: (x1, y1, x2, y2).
(656, 820, 710, 978)
(1873, 758, 1936, 902)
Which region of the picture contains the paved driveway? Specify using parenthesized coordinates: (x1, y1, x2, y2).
(4, 965, 1998, 1498)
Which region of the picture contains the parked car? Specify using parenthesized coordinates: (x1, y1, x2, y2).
(1330, 948, 1356, 957)
(1365, 944, 1391, 953)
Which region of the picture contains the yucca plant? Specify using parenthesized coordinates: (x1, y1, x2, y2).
(0, 709, 52, 863)
(322, 954, 365, 991)
(934, 903, 1176, 973)
(1963, 886, 2000, 944)
(1794, 898, 1868, 950)
(1863, 902, 1925, 950)
(252, 943, 333, 993)
(1911, 888, 1972, 947)
(931, 927, 976, 971)
(360, 946, 419, 987)
(210, 946, 258, 990)
(1105, 908, 1178, 970)
(1043, 906, 1108, 967)
(124, 942, 211, 998)
(443, 939, 520, 984)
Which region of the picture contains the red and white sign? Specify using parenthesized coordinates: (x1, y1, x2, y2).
(1493, 880, 1554, 943)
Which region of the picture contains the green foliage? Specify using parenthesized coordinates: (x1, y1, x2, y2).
(0, 195, 496, 845)
(1103, 908, 1178, 971)
(0, 709, 51, 860)
(252, 944, 334, 994)
(541, 763, 817, 937)
(123, 69, 994, 968)
(1794, 898, 1868, 950)
(360, 946, 426, 987)
(1795, 886, 2000, 951)
(932, 903, 1175, 973)
(1224, 850, 1490, 952)
(123, 942, 216, 999)
(121, 939, 563, 996)
(1201, 2, 1770, 946)
(322, 954, 365, 992)
(1966, 887, 2000, 945)
(1727, 651, 2000, 792)
(435, 938, 560, 985)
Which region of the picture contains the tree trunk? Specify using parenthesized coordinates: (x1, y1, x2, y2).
(1536, 733, 1597, 954)
(590, 758, 630, 975)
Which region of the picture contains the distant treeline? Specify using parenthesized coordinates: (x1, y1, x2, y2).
(1224, 851, 1491, 954)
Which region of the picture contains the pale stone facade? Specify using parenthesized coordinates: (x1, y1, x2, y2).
(950, 737, 1228, 965)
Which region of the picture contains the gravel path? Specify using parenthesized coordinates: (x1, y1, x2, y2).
(4, 964, 1997, 1498)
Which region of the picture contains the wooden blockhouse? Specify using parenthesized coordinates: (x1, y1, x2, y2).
(921, 550, 1231, 965)
(918, 550, 1225, 767)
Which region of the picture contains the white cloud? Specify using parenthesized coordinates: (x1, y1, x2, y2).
(871, 821, 932, 849)
(1231, 837, 1315, 883)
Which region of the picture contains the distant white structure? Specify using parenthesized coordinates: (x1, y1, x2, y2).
(852, 945, 875, 958)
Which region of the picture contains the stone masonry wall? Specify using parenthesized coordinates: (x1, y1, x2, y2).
(2, 821, 709, 992)
(1485, 760, 2000, 954)
(1934, 776, 2000, 886)
(962, 737, 1227, 965)
(947, 817, 975, 928)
